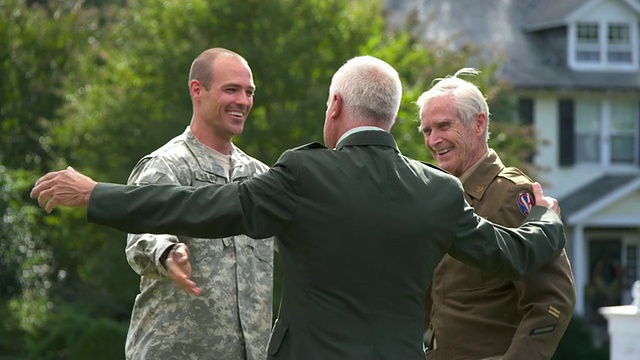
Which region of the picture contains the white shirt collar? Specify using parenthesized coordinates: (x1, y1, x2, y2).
(336, 126, 385, 145)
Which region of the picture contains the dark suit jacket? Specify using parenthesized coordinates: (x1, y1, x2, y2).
(88, 130, 565, 360)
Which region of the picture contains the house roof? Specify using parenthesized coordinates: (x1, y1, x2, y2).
(559, 174, 639, 221)
(383, 0, 640, 90)
(524, 0, 640, 31)
(523, 0, 591, 31)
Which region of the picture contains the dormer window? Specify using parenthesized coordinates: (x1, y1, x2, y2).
(570, 20, 638, 71)
(576, 22, 600, 62)
(608, 23, 632, 63)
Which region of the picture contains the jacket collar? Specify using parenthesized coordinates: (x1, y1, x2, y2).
(182, 127, 254, 179)
(462, 149, 504, 200)
(335, 130, 399, 152)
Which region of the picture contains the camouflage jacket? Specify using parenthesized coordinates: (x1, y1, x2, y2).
(124, 127, 274, 360)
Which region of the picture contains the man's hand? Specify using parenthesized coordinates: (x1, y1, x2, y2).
(532, 182, 560, 217)
(165, 243, 201, 296)
(30, 166, 97, 213)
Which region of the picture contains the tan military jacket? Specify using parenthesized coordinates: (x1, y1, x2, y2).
(124, 127, 274, 360)
(425, 149, 576, 360)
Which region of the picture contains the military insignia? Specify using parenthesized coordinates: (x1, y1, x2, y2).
(529, 324, 556, 336)
(548, 306, 561, 319)
(516, 191, 535, 216)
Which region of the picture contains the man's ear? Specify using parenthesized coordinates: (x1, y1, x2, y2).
(189, 79, 203, 100)
(328, 93, 343, 120)
(474, 112, 487, 135)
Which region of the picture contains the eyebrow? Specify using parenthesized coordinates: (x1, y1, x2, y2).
(418, 118, 454, 132)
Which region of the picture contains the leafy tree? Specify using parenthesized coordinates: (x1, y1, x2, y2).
(0, 0, 80, 172)
(0, 1, 135, 358)
(0, 0, 535, 358)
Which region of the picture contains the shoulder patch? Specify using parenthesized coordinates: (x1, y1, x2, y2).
(516, 191, 535, 216)
(291, 142, 327, 151)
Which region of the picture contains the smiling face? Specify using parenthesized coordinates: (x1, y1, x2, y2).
(419, 94, 488, 177)
(195, 55, 255, 142)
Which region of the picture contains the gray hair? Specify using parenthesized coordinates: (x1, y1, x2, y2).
(329, 56, 402, 126)
(416, 68, 490, 140)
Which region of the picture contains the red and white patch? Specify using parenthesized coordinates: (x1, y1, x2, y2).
(516, 191, 535, 216)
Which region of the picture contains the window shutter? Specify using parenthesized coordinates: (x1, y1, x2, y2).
(518, 98, 534, 163)
(559, 99, 575, 166)
(518, 98, 534, 125)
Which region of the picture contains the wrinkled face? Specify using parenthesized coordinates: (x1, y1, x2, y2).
(419, 95, 485, 177)
(200, 56, 255, 139)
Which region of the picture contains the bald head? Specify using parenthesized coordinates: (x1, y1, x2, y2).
(189, 48, 250, 90)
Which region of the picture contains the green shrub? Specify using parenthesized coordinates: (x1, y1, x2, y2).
(552, 315, 609, 360)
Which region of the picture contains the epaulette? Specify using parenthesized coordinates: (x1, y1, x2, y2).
(501, 167, 533, 185)
(291, 142, 327, 151)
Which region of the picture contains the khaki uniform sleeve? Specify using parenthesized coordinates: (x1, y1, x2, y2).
(499, 184, 577, 360)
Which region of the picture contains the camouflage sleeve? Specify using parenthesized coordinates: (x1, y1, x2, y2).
(125, 156, 184, 279)
(501, 183, 577, 359)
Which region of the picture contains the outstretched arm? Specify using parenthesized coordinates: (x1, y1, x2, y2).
(31, 150, 299, 240)
(31, 165, 201, 295)
(449, 182, 565, 279)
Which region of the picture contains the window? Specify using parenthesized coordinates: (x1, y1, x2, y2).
(576, 22, 600, 62)
(571, 21, 637, 70)
(608, 23, 632, 63)
(575, 102, 601, 163)
(574, 99, 638, 165)
(610, 100, 637, 163)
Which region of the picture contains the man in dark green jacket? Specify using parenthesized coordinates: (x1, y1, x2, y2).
(32, 56, 566, 360)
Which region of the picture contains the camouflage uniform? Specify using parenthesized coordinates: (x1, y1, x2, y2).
(124, 127, 274, 360)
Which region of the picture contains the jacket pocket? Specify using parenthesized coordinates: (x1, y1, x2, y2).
(267, 319, 289, 355)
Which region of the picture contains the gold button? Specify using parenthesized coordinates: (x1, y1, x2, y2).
(475, 184, 484, 193)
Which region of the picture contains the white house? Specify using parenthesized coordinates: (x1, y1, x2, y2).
(385, 0, 640, 341)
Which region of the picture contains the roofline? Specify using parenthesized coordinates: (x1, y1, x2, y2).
(523, 21, 566, 32)
(565, 0, 606, 23)
(624, 0, 640, 13)
(566, 176, 640, 225)
(525, 0, 640, 32)
(506, 84, 640, 92)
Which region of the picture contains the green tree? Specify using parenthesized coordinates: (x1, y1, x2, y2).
(0, 0, 80, 172)
(0, 0, 535, 358)
(0, 1, 135, 358)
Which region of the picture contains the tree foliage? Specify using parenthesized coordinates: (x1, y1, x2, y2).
(0, 0, 537, 358)
(0, 0, 83, 172)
